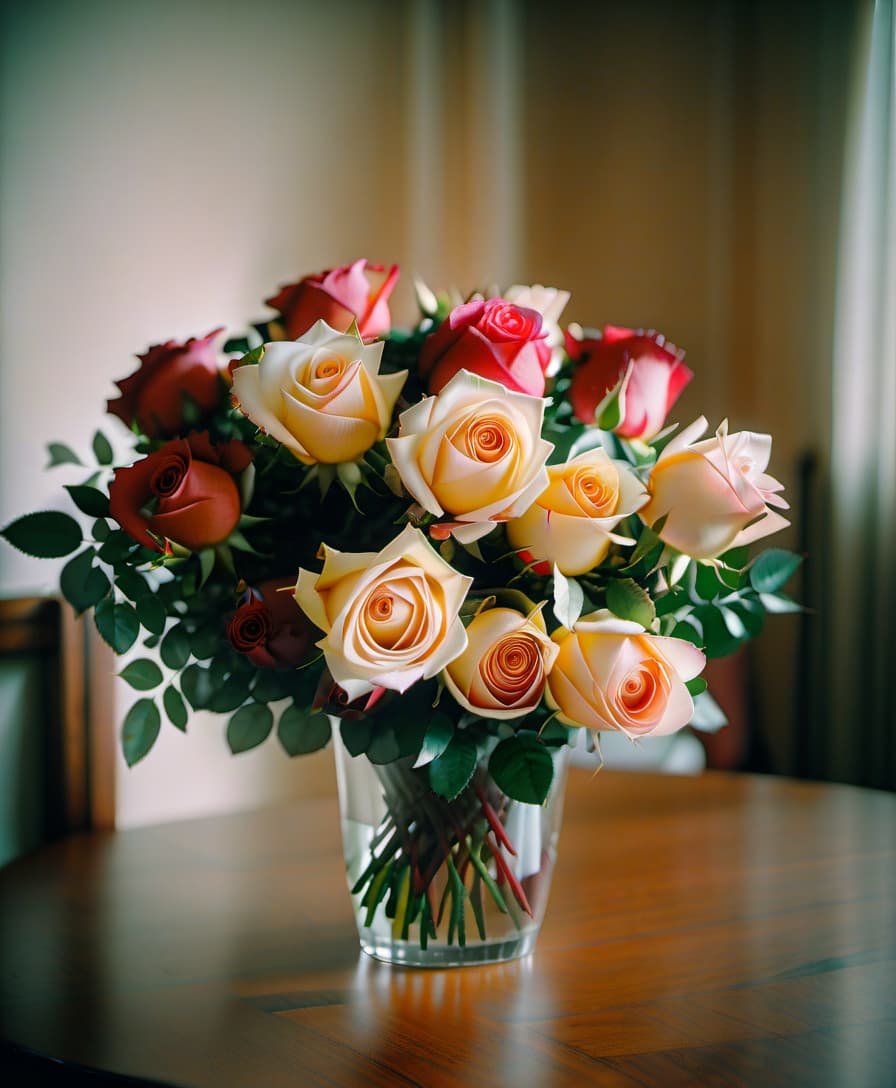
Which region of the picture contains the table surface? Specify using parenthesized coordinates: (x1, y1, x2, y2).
(1, 769, 894, 1088)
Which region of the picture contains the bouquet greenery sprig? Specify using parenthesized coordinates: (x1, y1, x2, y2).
(2, 260, 800, 895)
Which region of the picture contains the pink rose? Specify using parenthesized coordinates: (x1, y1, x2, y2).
(107, 328, 224, 438)
(419, 298, 551, 396)
(265, 259, 399, 341)
(567, 325, 692, 440)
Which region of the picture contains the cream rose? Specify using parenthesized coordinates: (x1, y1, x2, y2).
(506, 448, 648, 575)
(386, 370, 553, 543)
(231, 320, 407, 465)
(294, 524, 472, 699)
(546, 611, 705, 737)
(442, 606, 559, 719)
(639, 417, 789, 559)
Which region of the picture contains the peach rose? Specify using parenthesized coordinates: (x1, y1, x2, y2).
(546, 611, 705, 737)
(294, 525, 473, 700)
(266, 259, 399, 341)
(442, 606, 559, 719)
(231, 321, 407, 465)
(639, 417, 789, 558)
(506, 448, 648, 575)
(386, 370, 553, 543)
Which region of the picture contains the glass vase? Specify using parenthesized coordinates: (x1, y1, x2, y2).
(332, 725, 569, 967)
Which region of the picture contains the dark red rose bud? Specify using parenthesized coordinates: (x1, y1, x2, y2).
(228, 599, 272, 653)
(229, 581, 317, 669)
(312, 669, 388, 719)
(107, 328, 224, 438)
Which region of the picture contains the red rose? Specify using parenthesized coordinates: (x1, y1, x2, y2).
(265, 259, 399, 341)
(107, 329, 224, 438)
(108, 432, 251, 552)
(312, 670, 387, 720)
(567, 325, 693, 440)
(228, 580, 316, 668)
(419, 299, 550, 396)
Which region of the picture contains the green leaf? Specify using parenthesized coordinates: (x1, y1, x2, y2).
(116, 569, 150, 601)
(689, 690, 728, 733)
(758, 592, 802, 614)
(488, 734, 554, 805)
(605, 577, 656, 628)
(552, 566, 584, 629)
(191, 625, 219, 661)
(92, 430, 114, 465)
(121, 699, 161, 766)
(1, 511, 82, 558)
(197, 548, 215, 588)
(136, 595, 166, 635)
(277, 705, 331, 756)
(46, 442, 82, 468)
(251, 669, 294, 703)
(692, 605, 741, 659)
(686, 676, 708, 697)
(94, 598, 139, 654)
(92, 518, 110, 542)
(340, 717, 372, 756)
(60, 548, 110, 614)
(163, 684, 188, 731)
(412, 713, 455, 768)
(181, 664, 216, 710)
(749, 549, 802, 595)
(64, 484, 110, 518)
(227, 704, 273, 753)
(118, 658, 164, 691)
(160, 625, 191, 670)
(98, 530, 136, 564)
(428, 731, 478, 800)
(209, 674, 249, 713)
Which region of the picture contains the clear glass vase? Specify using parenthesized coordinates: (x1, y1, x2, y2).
(332, 725, 569, 967)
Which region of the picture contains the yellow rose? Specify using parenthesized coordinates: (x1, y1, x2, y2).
(506, 448, 647, 575)
(386, 370, 553, 543)
(294, 525, 472, 700)
(231, 320, 406, 465)
(442, 606, 559, 719)
(640, 417, 789, 558)
(546, 611, 705, 737)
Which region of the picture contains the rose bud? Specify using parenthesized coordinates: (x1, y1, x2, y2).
(639, 417, 789, 559)
(567, 325, 692, 440)
(266, 259, 399, 341)
(108, 432, 251, 552)
(312, 670, 388, 720)
(419, 298, 551, 396)
(546, 611, 705, 737)
(442, 606, 558, 719)
(228, 580, 317, 668)
(507, 448, 648, 576)
(232, 321, 406, 465)
(386, 370, 553, 544)
(107, 328, 224, 438)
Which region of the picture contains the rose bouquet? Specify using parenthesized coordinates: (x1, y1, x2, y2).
(1, 260, 800, 965)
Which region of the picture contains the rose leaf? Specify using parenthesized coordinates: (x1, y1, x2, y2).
(121, 698, 161, 767)
(1, 511, 83, 559)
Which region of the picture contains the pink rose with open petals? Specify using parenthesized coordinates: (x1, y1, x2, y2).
(266, 259, 399, 341)
(568, 325, 692, 440)
(419, 298, 551, 396)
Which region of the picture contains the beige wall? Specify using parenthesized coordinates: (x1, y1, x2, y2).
(1, 0, 855, 826)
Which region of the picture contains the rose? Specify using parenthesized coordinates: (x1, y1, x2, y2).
(294, 524, 473, 699)
(567, 325, 692, 440)
(108, 432, 251, 552)
(546, 611, 705, 737)
(506, 448, 648, 576)
(228, 580, 318, 669)
(503, 284, 570, 376)
(639, 417, 789, 558)
(107, 328, 224, 438)
(386, 370, 554, 543)
(442, 606, 558, 719)
(266, 259, 399, 341)
(312, 671, 388, 720)
(418, 298, 551, 396)
(231, 321, 407, 465)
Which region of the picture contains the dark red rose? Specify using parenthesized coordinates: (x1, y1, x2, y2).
(265, 260, 399, 341)
(228, 580, 317, 669)
(108, 432, 251, 552)
(567, 325, 692, 440)
(107, 328, 224, 438)
(419, 298, 550, 396)
(312, 670, 387, 720)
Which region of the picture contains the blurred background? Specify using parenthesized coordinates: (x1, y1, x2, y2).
(1, 0, 893, 849)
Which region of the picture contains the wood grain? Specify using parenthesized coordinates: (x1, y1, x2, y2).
(1, 770, 894, 1087)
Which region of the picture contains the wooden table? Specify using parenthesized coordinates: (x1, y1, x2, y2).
(1, 770, 894, 1087)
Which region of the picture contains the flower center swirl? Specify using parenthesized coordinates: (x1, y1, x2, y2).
(481, 632, 543, 705)
(150, 455, 188, 498)
(465, 416, 513, 463)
